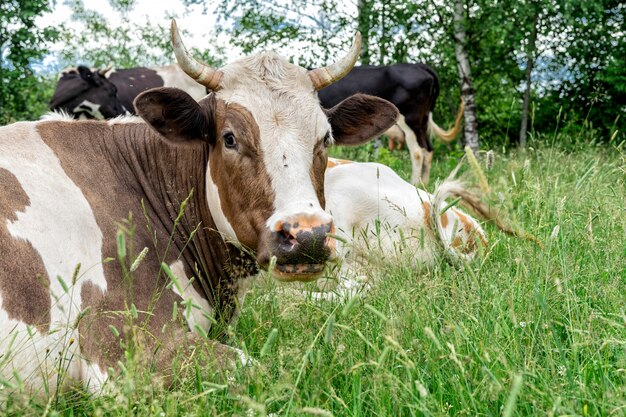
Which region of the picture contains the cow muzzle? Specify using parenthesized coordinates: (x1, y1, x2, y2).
(262, 213, 335, 282)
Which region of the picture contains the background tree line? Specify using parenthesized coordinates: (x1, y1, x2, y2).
(1, 0, 624, 150)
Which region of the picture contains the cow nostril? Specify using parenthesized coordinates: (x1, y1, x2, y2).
(278, 229, 298, 248)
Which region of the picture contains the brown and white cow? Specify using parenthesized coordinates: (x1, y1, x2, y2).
(314, 157, 488, 300)
(0, 21, 398, 394)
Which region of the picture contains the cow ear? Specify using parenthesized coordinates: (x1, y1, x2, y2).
(78, 66, 97, 85)
(326, 94, 399, 146)
(135, 87, 213, 144)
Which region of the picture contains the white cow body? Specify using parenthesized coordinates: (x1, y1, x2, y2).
(319, 158, 487, 298)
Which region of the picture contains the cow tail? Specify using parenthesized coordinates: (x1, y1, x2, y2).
(427, 99, 465, 143)
(429, 163, 483, 264)
(430, 163, 543, 261)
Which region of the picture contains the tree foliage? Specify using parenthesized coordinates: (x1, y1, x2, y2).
(0, 0, 60, 123)
(215, 0, 352, 67)
(214, 0, 625, 146)
(60, 0, 225, 69)
(1, 0, 624, 144)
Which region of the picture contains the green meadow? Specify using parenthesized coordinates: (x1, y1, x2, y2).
(3, 135, 625, 416)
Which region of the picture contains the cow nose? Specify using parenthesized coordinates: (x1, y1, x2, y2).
(272, 216, 335, 266)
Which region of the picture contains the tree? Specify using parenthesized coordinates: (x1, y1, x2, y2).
(452, 0, 480, 151)
(518, 4, 539, 148)
(502, 0, 625, 144)
(215, 0, 354, 67)
(0, 0, 60, 123)
(60, 0, 225, 69)
(551, 0, 625, 141)
(214, 0, 431, 67)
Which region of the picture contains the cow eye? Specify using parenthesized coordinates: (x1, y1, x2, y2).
(223, 132, 237, 149)
(323, 131, 332, 147)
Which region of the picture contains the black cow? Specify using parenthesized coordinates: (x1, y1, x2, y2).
(49, 64, 206, 119)
(318, 63, 463, 185)
(49, 66, 126, 119)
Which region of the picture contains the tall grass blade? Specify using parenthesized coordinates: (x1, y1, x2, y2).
(502, 373, 524, 417)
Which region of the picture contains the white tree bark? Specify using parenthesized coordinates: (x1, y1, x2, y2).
(453, 0, 480, 152)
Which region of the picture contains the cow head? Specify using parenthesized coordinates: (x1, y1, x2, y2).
(49, 66, 127, 119)
(135, 21, 399, 282)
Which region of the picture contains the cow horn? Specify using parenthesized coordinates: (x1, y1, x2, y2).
(307, 32, 361, 91)
(99, 65, 113, 77)
(170, 19, 223, 91)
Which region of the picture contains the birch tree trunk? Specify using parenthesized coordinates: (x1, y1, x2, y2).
(519, 11, 539, 148)
(453, 0, 480, 152)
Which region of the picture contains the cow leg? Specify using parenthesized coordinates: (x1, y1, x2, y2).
(396, 134, 404, 150)
(403, 113, 433, 186)
(421, 150, 433, 185)
(221, 274, 256, 332)
(109, 326, 254, 390)
(396, 115, 423, 185)
(157, 331, 255, 381)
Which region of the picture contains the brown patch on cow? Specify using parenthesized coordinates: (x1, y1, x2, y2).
(440, 212, 449, 228)
(0, 168, 51, 333)
(37, 120, 181, 371)
(454, 209, 476, 234)
(37, 116, 255, 373)
(208, 101, 276, 250)
(450, 234, 476, 255)
(422, 201, 431, 227)
(462, 235, 477, 254)
(450, 236, 463, 250)
(455, 209, 488, 248)
(451, 208, 487, 252)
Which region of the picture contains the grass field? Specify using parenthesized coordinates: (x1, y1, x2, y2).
(4, 137, 625, 416)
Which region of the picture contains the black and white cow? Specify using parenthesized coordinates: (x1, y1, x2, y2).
(49, 66, 127, 119)
(49, 63, 207, 119)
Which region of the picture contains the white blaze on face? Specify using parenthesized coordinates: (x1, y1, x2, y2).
(73, 100, 105, 120)
(0, 121, 108, 392)
(205, 165, 238, 242)
(216, 53, 333, 232)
